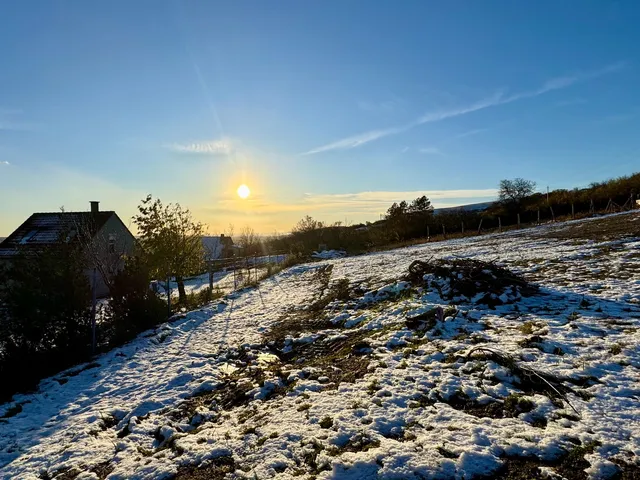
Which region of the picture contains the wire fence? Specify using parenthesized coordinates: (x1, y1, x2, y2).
(206, 252, 289, 291)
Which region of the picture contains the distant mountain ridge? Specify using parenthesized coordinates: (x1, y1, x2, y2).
(433, 201, 494, 214)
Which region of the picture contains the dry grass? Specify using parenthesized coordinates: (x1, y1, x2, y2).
(539, 211, 640, 242)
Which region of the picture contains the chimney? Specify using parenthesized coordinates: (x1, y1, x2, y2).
(90, 201, 100, 215)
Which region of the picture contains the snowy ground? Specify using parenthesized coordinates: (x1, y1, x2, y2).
(159, 255, 288, 298)
(1, 213, 639, 479)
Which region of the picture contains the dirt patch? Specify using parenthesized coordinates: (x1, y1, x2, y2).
(494, 441, 600, 480)
(440, 392, 535, 420)
(327, 432, 380, 455)
(264, 314, 335, 345)
(309, 277, 351, 312)
(518, 335, 566, 356)
(41, 461, 113, 480)
(173, 363, 287, 424)
(264, 268, 353, 344)
(611, 457, 640, 479)
(281, 330, 375, 386)
(539, 212, 640, 242)
(173, 456, 235, 480)
(90, 462, 114, 480)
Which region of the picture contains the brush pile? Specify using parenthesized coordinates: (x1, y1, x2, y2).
(407, 258, 538, 307)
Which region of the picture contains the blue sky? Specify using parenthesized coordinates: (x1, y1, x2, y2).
(1, 1, 639, 235)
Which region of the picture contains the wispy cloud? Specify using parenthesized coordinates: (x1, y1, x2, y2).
(167, 139, 233, 155)
(418, 147, 443, 155)
(1, 161, 9, 166)
(453, 128, 488, 139)
(0, 108, 36, 131)
(304, 62, 625, 155)
(303, 126, 407, 155)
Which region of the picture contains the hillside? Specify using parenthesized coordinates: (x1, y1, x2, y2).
(1, 213, 639, 479)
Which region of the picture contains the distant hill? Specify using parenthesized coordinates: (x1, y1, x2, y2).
(434, 201, 494, 214)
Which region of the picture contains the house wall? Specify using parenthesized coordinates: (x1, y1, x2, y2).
(86, 215, 136, 298)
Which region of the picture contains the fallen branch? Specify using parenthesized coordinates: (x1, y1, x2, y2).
(465, 346, 581, 416)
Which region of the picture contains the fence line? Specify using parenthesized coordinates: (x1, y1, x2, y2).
(206, 252, 289, 291)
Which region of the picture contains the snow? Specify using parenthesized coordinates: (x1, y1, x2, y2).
(1, 212, 639, 479)
(312, 250, 347, 259)
(156, 254, 288, 298)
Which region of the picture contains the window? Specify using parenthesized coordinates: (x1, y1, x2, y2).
(20, 230, 38, 244)
(108, 234, 116, 253)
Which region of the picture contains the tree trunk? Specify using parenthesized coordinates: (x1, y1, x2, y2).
(176, 276, 187, 304)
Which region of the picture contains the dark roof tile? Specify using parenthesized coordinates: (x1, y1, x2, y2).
(0, 211, 115, 257)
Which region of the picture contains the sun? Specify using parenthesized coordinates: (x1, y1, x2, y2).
(237, 184, 251, 199)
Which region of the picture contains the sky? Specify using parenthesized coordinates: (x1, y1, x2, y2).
(1, 1, 640, 236)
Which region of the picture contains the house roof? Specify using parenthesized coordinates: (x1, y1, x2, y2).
(202, 235, 234, 259)
(0, 211, 115, 258)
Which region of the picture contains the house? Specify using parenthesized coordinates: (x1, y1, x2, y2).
(202, 234, 234, 261)
(0, 201, 135, 297)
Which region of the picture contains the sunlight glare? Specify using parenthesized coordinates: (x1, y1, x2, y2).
(237, 184, 251, 199)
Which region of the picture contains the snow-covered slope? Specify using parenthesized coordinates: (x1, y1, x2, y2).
(1, 213, 639, 479)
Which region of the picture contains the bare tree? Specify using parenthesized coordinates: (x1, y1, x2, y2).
(238, 226, 261, 257)
(499, 178, 536, 210)
(67, 211, 132, 295)
(226, 223, 235, 239)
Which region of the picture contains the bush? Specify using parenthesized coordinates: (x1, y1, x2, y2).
(172, 286, 224, 313)
(0, 245, 92, 400)
(104, 256, 167, 345)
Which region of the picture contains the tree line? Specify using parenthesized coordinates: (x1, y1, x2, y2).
(269, 171, 639, 255)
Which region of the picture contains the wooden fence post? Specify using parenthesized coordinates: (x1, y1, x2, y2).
(427, 225, 430, 241)
(461, 222, 464, 235)
(550, 206, 555, 222)
(442, 224, 446, 239)
(571, 203, 575, 219)
(477, 218, 483, 235)
(498, 217, 502, 233)
(605, 199, 614, 213)
(590, 199, 595, 215)
(537, 209, 540, 225)
(517, 213, 521, 229)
